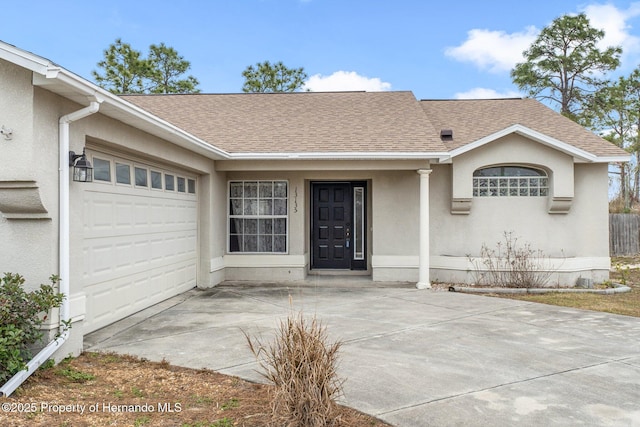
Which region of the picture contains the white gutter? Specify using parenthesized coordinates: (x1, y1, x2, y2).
(0, 100, 100, 397)
(228, 151, 451, 161)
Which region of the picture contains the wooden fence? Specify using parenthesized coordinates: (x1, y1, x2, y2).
(610, 213, 640, 256)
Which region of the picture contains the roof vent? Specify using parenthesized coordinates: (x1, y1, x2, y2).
(440, 129, 453, 141)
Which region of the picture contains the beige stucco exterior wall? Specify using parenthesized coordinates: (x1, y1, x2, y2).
(218, 147, 611, 286)
(430, 135, 611, 285)
(369, 170, 421, 281)
(0, 60, 59, 287)
(220, 164, 427, 282)
(452, 134, 575, 202)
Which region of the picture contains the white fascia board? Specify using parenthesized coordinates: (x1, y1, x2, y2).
(448, 124, 603, 163)
(595, 155, 632, 163)
(0, 41, 52, 75)
(33, 67, 231, 160)
(0, 39, 229, 161)
(228, 151, 451, 161)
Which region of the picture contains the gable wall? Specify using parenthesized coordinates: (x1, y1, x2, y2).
(452, 134, 574, 201)
(430, 136, 610, 285)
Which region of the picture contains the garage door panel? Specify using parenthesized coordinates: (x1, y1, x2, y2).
(85, 191, 196, 229)
(84, 233, 196, 282)
(84, 201, 197, 239)
(84, 258, 197, 332)
(82, 155, 198, 333)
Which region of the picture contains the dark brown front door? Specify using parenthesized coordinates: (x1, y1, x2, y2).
(311, 182, 366, 270)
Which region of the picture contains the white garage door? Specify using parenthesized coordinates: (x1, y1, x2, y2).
(82, 151, 198, 333)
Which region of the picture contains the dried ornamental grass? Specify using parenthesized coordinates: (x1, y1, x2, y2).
(469, 231, 559, 288)
(245, 311, 344, 427)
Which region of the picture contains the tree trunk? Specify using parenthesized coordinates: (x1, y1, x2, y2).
(621, 163, 630, 210)
(635, 152, 640, 203)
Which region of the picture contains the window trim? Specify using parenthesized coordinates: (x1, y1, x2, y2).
(150, 170, 163, 190)
(227, 180, 289, 254)
(92, 157, 112, 183)
(177, 176, 186, 193)
(473, 165, 549, 197)
(165, 174, 175, 191)
(115, 162, 132, 186)
(87, 151, 197, 196)
(134, 166, 148, 187)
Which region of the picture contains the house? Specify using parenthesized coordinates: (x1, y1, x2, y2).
(0, 40, 630, 372)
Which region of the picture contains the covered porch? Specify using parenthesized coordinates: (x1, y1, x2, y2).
(214, 159, 435, 288)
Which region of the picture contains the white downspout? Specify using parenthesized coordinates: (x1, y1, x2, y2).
(0, 100, 100, 397)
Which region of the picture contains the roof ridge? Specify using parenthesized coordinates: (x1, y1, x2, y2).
(420, 97, 524, 102)
(122, 90, 414, 97)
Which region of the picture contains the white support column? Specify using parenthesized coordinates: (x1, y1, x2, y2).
(416, 169, 432, 289)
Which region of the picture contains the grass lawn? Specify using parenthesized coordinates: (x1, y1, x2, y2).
(1, 352, 389, 427)
(487, 256, 640, 318)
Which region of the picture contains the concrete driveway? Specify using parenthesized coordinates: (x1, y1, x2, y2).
(85, 284, 640, 426)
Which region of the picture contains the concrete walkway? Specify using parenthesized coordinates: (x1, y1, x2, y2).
(85, 284, 640, 426)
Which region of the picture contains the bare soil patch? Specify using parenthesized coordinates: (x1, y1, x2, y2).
(1, 352, 389, 427)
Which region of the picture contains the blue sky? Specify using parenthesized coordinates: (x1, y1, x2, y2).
(2, 1, 640, 100)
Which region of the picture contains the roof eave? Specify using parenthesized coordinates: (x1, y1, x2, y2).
(595, 155, 632, 163)
(228, 151, 451, 161)
(447, 124, 625, 163)
(1, 41, 229, 161)
(35, 69, 230, 160)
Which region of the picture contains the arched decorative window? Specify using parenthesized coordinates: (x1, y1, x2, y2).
(473, 166, 548, 197)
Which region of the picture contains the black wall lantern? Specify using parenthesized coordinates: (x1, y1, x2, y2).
(69, 148, 93, 182)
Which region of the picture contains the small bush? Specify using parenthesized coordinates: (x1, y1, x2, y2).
(0, 273, 65, 383)
(469, 232, 558, 288)
(245, 311, 344, 427)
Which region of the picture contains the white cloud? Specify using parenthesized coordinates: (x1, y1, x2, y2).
(446, 3, 640, 74)
(304, 71, 392, 92)
(582, 3, 640, 57)
(445, 26, 538, 73)
(454, 88, 522, 99)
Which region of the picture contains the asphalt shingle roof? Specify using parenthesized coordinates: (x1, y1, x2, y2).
(419, 98, 628, 158)
(121, 92, 627, 159)
(121, 91, 446, 154)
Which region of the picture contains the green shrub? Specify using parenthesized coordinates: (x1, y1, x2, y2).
(245, 311, 344, 427)
(0, 273, 66, 383)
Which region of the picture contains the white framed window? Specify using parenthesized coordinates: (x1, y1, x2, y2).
(150, 170, 163, 190)
(229, 180, 288, 253)
(93, 157, 111, 182)
(177, 177, 186, 193)
(115, 162, 131, 185)
(165, 174, 175, 191)
(353, 186, 365, 260)
(473, 166, 548, 197)
(135, 167, 148, 187)
(88, 151, 197, 196)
